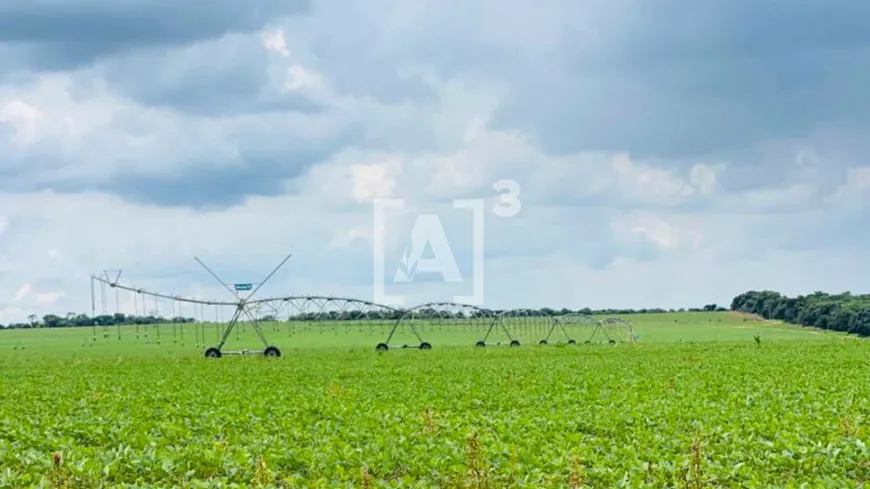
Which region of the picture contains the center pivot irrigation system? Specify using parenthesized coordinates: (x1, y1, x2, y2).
(89, 255, 638, 358)
(91, 254, 295, 358)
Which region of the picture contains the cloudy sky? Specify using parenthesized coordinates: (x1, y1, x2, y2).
(1, 0, 869, 323)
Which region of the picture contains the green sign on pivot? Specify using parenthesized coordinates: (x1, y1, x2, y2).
(234, 283, 252, 291)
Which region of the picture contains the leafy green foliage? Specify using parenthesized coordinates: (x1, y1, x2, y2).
(0, 314, 868, 487)
(732, 290, 870, 336)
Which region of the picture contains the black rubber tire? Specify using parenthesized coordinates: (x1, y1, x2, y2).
(375, 343, 389, 352)
(204, 347, 222, 358)
(567, 339, 576, 345)
(263, 346, 281, 357)
(475, 341, 486, 348)
(608, 339, 616, 344)
(509, 340, 521, 347)
(419, 342, 432, 350)
(539, 340, 548, 345)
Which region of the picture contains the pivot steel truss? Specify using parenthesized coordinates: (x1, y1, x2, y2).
(90, 254, 292, 358)
(193, 254, 292, 358)
(87, 258, 640, 357)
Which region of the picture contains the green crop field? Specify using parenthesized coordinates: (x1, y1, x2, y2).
(0, 311, 846, 355)
(1, 312, 868, 488)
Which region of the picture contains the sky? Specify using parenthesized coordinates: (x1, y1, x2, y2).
(1, 0, 870, 323)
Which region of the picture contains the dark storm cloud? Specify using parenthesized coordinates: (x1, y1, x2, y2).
(4, 0, 869, 211)
(276, 0, 870, 160)
(0, 123, 363, 208)
(79, 34, 324, 116)
(281, 0, 446, 105)
(494, 48, 870, 160)
(101, 127, 360, 208)
(166, 125, 365, 207)
(481, 0, 870, 159)
(0, 42, 114, 73)
(104, 158, 304, 209)
(0, 0, 310, 72)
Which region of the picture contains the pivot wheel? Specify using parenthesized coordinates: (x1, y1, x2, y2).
(376, 343, 389, 352)
(509, 340, 521, 347)
(567, 339, 576, 345)
(475, 341, 486, 348)
(419, 342, 432, 350)
(263, 346, 282, 358)
(539, 340, 548, 345)
(204, 347, 222, 358)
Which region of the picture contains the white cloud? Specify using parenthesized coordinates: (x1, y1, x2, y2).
(689, 164, 718, 195)
(327, 226, 372, 250)
(34, 291, 64, 306)
(0, 307, 28, 326)
(0, 0, 868, 324)
(283, 65, 322, 91)
(13, 284, 31, 302)
(0, 100, 42, 144)
(350, 159, 401, 201)
(826, 166, 870, 210)
(611, 211, 702, 252)
(262, 29, 290, 57)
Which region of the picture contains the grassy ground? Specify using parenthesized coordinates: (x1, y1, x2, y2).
(0, 311, 847, 357)
(0, 312, 867, 488)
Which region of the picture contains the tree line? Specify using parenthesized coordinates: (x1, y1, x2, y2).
(1, 313, 196, 330)
(7, 291, 867, 335)
(0, 305, 728, 329)
(730, 290, 870, 337)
